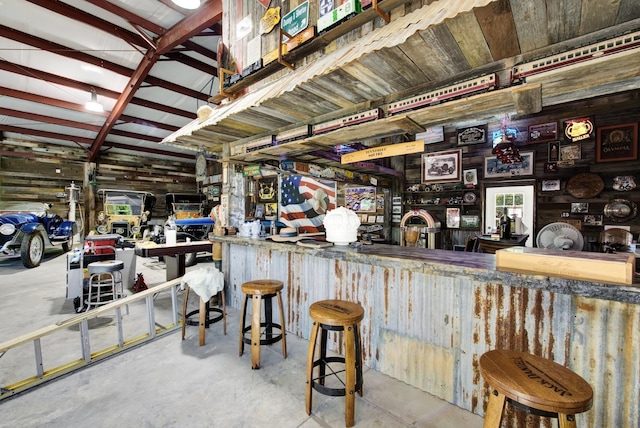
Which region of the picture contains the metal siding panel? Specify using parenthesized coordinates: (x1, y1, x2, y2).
(221, 242, 640, 426)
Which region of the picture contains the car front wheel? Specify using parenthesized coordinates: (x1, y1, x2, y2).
(21, 232, 45, 268)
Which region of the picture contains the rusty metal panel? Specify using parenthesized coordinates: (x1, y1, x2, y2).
(221, 242, 640, 427)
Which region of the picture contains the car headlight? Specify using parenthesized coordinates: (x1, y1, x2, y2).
(132, 226, 140, 233)
(96, 225, 107, 234)
(0, 223, 16, 235)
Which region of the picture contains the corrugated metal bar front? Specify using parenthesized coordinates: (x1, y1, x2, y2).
(220, 242, 640, 427)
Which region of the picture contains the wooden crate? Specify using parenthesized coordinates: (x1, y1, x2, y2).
(495, 247, 636, 285)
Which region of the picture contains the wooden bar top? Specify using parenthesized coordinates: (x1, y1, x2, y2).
(213, 236, 640, 305)
(134, 240, 213, 258)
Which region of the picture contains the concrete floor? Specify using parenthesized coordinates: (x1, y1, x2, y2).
(0, 248, 484, 428)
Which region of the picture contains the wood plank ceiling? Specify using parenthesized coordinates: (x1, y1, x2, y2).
(164, 0, 640, 176)
(1, 0, 639, 172)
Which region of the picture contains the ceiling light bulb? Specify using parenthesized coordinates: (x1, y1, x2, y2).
(85, 90, 104, 113)
(171, 0, 201, 9)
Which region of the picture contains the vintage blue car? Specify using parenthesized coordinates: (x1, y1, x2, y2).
(0, 202, 76, 268)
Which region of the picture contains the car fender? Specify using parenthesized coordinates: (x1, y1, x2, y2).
(20, 223, 55, 247)
(55, 220, 77, 238)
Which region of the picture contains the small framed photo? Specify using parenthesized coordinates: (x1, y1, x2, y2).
(367, 215, 377, 223)
(376, 215, 384, 223)
(422, 149, 462, 183)
(446, 207, 460, 228)
(392, 196, 402, 205)
(544, 163, 558, 173)
(484, 152, 534, 178)
(460, 215, 480, 229)
(583, 214, 603, 226)
(457, 124, 487, 145)
(542, 179, 560, 192)
(571, 203, 589, 214)
(392, 206, 402, 214)
(463, 169, 478, 187)
(560, 144, 581, 161)
(548, 141, 560, 162)
(528, 122, 558, 143)
(596, 122, 638, 162)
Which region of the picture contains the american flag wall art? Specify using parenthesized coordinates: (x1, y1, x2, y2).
(279, 175, 337, 233)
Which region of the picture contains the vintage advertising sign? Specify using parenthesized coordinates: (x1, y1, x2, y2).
(341, 141, 424, 164)
(563, 117, 594, 142)
(285, 26, 316, 50)
(457, 124, 487, 145)
(260, 7, 280, 34)
(281, 1, 309, 37)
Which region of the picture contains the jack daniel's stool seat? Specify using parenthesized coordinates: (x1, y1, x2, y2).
(479, 350, 593, 428)
(306, 299, 364, 427)
(238, 279, 287, 369)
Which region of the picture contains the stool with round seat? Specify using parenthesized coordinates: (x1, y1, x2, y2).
(479, 350, 593, 428)
(238, 279, 287, 369)
(181, 283, 226, 346)
(85, 260, 125, 311)
(306, 299, 364, 427)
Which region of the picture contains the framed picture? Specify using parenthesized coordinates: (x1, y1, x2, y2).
(548, 142, 560, 162)
(345, 186, 376, 212)
(463, 169, 478, 187)
(596, 122, 638, 162)
(484, 151, 534, 178)
(392, 196, 402, 205)
(422, 149, 462, 184)
(528, 122, 558, 143)
(560, 144, 581, 161)
(392, 206, 402, 214)
(541, 179, 560, 192)
(571, 202, 589, 213)
(460, 215, 480, 228)
(446, 207, 460, 228)
(457, 124, 487, 145)
(544, 163, 558, 173)
(583, 214, 603, 226)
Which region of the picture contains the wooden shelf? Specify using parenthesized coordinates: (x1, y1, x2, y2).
(209, 0, 412, 104)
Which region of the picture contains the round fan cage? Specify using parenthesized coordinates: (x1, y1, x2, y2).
(536, 222, 584, 251)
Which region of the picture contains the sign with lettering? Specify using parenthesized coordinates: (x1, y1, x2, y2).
(260, 7, 280, 34)
(281, 1, 309, 38)
(341, 141, 424, 164)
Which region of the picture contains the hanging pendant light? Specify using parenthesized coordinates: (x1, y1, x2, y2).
(492, 114, 522, 164)
(171, 0, 201, 9)
(85, 88, 104, 113)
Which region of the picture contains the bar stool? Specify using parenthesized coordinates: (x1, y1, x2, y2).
(85, 260, 125, 310)
(181, 283, 226, 347)
(238, 279, 287, 369)
(479, 350, 593, 428)
(306, 299, 364, 427)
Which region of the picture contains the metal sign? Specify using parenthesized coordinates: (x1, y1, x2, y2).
(260, 7, 280, 34)
(281, 1, 309, 38)
(342, 141, 425, 164)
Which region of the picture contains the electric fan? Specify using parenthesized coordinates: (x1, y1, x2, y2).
(536, 222, 584, 251)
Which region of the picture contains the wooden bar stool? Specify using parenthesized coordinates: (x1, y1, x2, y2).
(238, 279, 287, 369)
(479, 350, 593, 428)
(306, 299, 364, 427)
(181, 283, 226, 346)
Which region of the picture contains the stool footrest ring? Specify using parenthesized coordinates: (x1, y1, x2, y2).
(242, 322, 285, 346)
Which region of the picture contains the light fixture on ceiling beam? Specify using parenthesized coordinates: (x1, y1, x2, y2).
(171, 0, 201, 9)
(85, 88, 104, 113)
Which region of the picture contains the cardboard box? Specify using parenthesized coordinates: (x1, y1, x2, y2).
(496, 247, 636, 285)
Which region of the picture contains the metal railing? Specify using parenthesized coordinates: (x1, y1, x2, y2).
(0, 278, 182, 401)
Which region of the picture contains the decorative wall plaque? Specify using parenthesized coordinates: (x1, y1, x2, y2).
(457, 124, 487, 145)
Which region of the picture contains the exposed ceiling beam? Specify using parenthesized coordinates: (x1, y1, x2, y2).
(0, 61, 196, 119)
(88, 0, 223, 160)
(0, 86, 179, 132)
(0, 25, 210, 101)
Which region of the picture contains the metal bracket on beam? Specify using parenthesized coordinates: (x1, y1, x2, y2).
(372, 0, 390, 23)
(279, 29, 296, 70)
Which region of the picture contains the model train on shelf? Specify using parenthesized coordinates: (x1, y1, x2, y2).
(237, 29, 640, 154)
(318, 0, 361, 34)
(512, 29, 640, 83)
